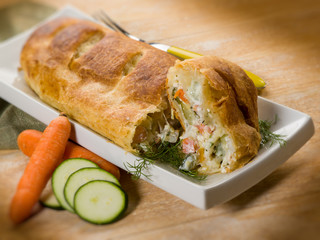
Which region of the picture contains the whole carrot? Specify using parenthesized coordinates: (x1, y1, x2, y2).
(10, 115, 71, 224)
(17, 129, 120, 180)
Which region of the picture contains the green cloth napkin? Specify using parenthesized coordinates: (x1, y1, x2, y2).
(0, 98, 46, 149)
(0, 2, 55, 149)
(0, 1, 55, 41)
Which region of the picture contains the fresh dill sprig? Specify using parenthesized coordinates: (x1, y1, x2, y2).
(148, 141, 184, 168)
(259, 115, 287, 148)
(125, 115, 285, 180)
(124, 157, 154, 180)
(125, 140, 206, 180)
(180, 170, 207, 180)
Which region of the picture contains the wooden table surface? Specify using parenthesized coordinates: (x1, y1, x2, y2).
(1, 0, 319, 239)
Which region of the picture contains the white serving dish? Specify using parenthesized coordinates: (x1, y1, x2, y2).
(0, 6, 314, 209)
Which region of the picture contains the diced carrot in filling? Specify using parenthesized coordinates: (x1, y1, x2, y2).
(198, 148, 205, 163)
(182, 137, 198, 154)
(196, 124, 206, 134)
(174, 89, 189, 104)
(193, 104, 200, 113)
(196, 124, 215, 135)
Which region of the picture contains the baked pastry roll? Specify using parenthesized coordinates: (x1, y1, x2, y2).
(20, 17, 177, 152)
(167, 56, 261, 173)
(21, 17, 260, 175)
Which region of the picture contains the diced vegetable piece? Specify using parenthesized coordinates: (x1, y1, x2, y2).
(189, 81, 201, 102)
(74, 180, 128, 225)
(52, 158, 99, 212)
(214, 139, 224, 157)
(182, 138, 197, 154)
(174, 89, 189, 104)
(179, 154, 197, 171)
(196, 124, 214, 134)
(64, 167, 120, 210)
(176, 99, 195, 125)
(196, 124, 206, 134)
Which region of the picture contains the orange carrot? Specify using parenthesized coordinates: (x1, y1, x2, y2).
(17, 129, 42, 157)
(174, 89, 189, 104)
(17, 129, 120, 180)
(10, 115, 71, 224)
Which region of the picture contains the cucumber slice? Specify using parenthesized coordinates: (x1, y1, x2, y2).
(40, 192, 64, 210)
(74, 180, 128, 225)
(40, 178, 63, 210)
(52, 158, 98, 212)
(64, 167, 120, 210)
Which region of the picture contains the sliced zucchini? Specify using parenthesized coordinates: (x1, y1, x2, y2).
(52, 158, 98, 212)
(74, 180, 128, 225)
(40, 178, 63, 210)
(40, 192, 64, 210)
(64, 167, 120, 210)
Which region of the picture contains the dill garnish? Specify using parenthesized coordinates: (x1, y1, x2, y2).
(179, 170, 207, 180)
(125, 140, 206, 180)
(124, 158, 154, 180)
(259, 115, 287, 148)
(148, 141, 184, 168)
(125, 115, 286, 181)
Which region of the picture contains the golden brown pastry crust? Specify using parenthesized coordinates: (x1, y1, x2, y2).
(167, 56, 261, 172)
(20, 17, 177, 152)
(191, 56, 260, 131)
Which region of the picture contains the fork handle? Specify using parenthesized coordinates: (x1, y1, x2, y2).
(167, 46, 266, 89)
(167, 46, 202, 59)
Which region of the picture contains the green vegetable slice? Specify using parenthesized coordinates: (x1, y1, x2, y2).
(40, 191, 63, 210)
(64, 167, 120, 210)
(74, 180, 128, 224)
(52, 158, 99, 212)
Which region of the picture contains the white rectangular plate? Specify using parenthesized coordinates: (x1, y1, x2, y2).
(0, 6, 314, 209)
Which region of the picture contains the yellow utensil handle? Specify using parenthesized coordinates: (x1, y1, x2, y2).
(167, 46, 202, 59)
(167, 46, 265, 89)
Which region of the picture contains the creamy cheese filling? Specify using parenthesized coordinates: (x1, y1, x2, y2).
(170, 72, 235, 174)
(132, 70, 236, 174)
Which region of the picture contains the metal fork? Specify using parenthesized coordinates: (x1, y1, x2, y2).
(93, 10, 265, 89)
(93, 11, 202, 58)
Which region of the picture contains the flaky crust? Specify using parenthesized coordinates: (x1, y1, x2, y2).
(168, 56, 261, 172)
(20, 17, 177, 152)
